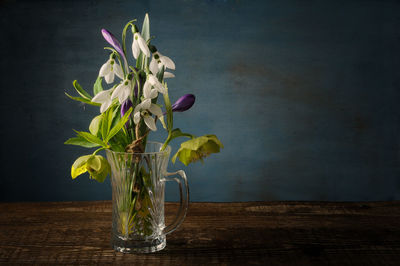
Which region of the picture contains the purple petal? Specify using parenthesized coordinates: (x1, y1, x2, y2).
(121, 99, 133, 117)
(171, 94, 195, 112)
(101, 29, 126, 62)
(121, 99, 133, 127)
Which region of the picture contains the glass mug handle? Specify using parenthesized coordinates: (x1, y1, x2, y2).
(162, 170, 189, 235)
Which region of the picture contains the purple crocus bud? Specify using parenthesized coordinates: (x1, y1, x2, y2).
(121, 99, 133, 127)
(101, 29, 126, 62)
(171, 94, 195, 112)
(121, 99, 133, 117)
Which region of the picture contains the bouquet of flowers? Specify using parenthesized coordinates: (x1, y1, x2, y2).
(64, 14, 222, 239)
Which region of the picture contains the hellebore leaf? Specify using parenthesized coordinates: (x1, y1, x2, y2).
(172, 135, 223, 166)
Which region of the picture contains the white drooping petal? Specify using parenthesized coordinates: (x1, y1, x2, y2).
(100, 99, 112, 113)
(132, 40, 140, 59)
(143, 115, 156, 131)
(133, 110, 141, 124)
(141, 98, 152, 110)
(149, 58, 159, 75)
(148, 74, 166, 93)
(104, 71, 114, 84)
(143, 81, 152, 98)
(148, 74, 158, 85)
(92, 89, 112, 113)
(159, 54, 175, 70)
(143, 81, 158, 99)
(113, 63, 124, 79)
(154, 82, 166, 94)
(149, 89, 158, 99)
(118, 86, 130, 104)
(136, 33, 150, 57)
(148, 103, 163, 117)
(99, 61, 111, 77)
(92, 89, 111, 103)
(133, 103, 142, 115)
(163, 72, 175, 78)
(111, 83, 124, 100)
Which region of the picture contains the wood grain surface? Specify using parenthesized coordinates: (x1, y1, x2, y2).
(0, 201, 399, 265)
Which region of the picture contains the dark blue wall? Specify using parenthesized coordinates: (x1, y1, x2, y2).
(0, 0, 399, 202)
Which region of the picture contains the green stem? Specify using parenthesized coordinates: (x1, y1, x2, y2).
(104, 47, 126, 77)
(92, 147, 106, 155)
(122, 20, 137, 56)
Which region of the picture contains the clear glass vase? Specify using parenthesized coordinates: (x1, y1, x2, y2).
(106, 142, 189, 253)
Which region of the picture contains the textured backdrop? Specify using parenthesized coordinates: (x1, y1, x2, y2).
(0, 0, 399, 201)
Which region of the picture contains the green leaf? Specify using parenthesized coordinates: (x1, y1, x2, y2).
(73, 80, 92, 100)
(75, 130, 107, 147)
(106, 107, 132, 143)
(141, 13, 150, 42)
(172, 135, 223, 165)
(101, 108, 109, 141)
(109, 106, 120, 132)
(64, 136, 100, 148)
(65, 92, 101, 106)
(108, 130, 129, 152)
(89, 115, 103, 136)
(93, 76, 103, 96)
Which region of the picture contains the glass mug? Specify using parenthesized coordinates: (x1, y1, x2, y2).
(106, 142, 189, 253)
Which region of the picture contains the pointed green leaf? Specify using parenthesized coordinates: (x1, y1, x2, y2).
(101, 108, 109, 140)
(106, 107, 132, 143)
(93, 76, 104, 96)
(75, 130, 107, 147)
(65, 92, 101, 106)
(89, 115, 103, 136)
(141, 13, 150, 42)
(73, 80, 92, 100)
(64, 136, 101, 148)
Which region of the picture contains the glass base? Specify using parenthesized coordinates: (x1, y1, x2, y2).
(111, 235, 166, 253)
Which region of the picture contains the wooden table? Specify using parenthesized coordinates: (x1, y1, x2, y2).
(0, 201, 399, 265)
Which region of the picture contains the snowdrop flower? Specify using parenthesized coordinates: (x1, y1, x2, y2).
(142, 74, 167, 96)
(92, 89, 113, 113)
(133, 99, 163, 131)
(149, 50, 175, 77)
(111, 79, 132, 104)
(143, 79, 158, 100)
(99, 58, 124, 84)
(132, 31, 150, 59)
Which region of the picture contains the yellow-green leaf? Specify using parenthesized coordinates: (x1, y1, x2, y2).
(89, 115, 103, 136)
(172, 135, 223, 165)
